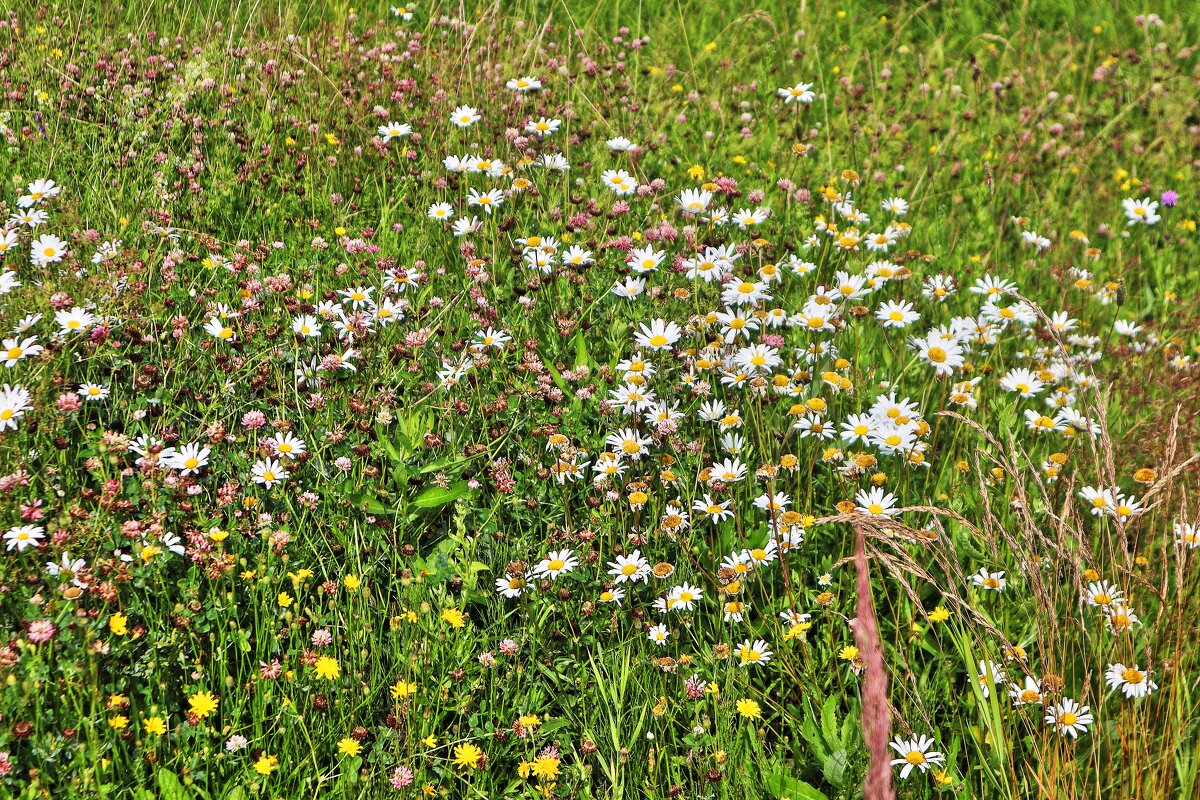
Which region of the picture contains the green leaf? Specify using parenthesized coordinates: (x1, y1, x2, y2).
(800, 714, 829, 762)
(538, 717, 570, 736)
(393, 464, 411, 487)
(380, 434, 407, 465)
(572, 330, 589, 368)
(840, 711, 855, 747)
(569, 332, 590, 417)
(542, 355, 570, 395)
(156, 770, 190, 800)
(821, 749, 848, 788)
(764, 772, 828, 800)
(462, 560, 491, 591)
(820, 694, 839, 746)
(416, 455, 469, 475)
(412, 480, 471, 509)
(350, 492, 401, 516)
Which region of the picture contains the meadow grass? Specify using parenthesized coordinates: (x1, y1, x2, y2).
(1, 1, 1199, 798)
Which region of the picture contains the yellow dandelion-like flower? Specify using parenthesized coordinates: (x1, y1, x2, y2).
(187, 691, 218, 719)
(452, 742, 484, 770)
(314, 656, 340, 681)
(391, 679, 417, 699)
(735, 698, 761, 719)
(531, 755, 560, 781)
(254, 754, 279, 775)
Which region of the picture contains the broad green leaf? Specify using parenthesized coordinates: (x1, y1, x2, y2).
(156, 770, 190, 800)
(542, 354, 570, 395)
(412, 480, 471, 508)
(820, 694, 839, 747)
(764, 772, 828, 800)
(573, 330, 589, 368)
